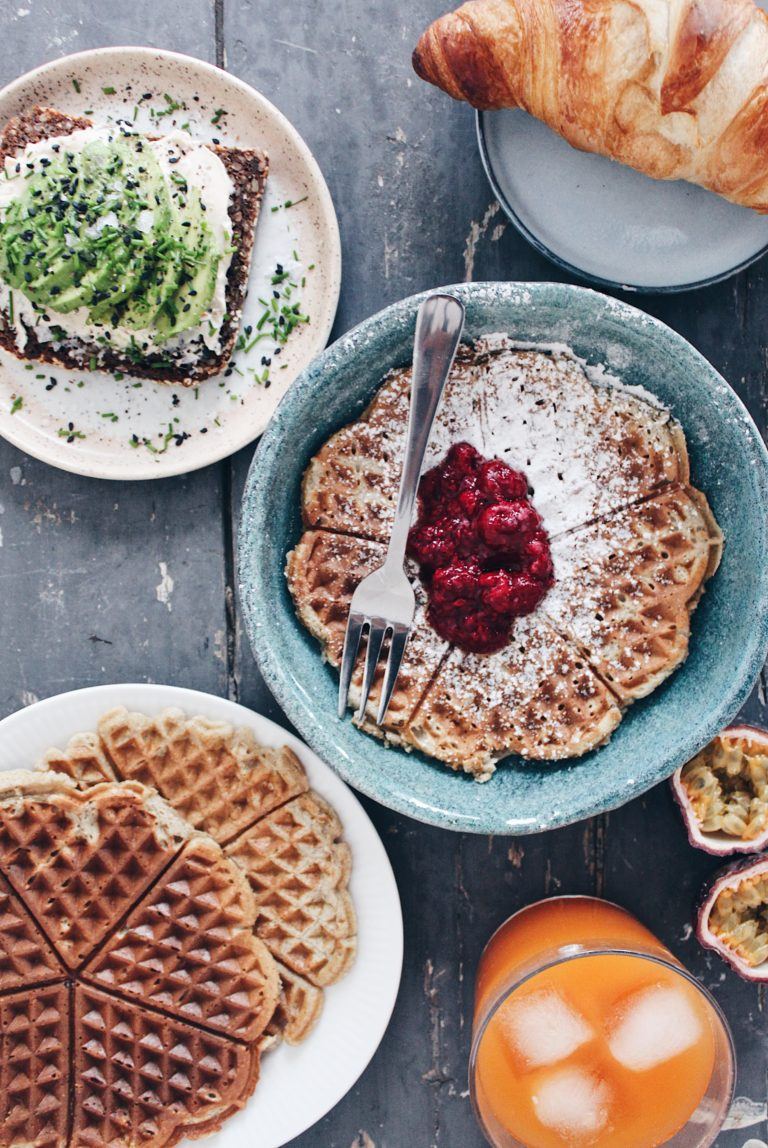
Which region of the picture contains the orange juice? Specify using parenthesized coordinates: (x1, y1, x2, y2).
(471, 898, 734, 1148)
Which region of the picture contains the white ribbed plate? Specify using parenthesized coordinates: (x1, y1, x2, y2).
(0, 48, 341, 479)
(0, 683, 402, 1148)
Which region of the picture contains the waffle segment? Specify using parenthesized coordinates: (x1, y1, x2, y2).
(39, 733, 118, 787)
(302, 349, 484, 541)
(72, 985, 259, 1148)
(479, 346, 688, 536)
(0, 984, 69, 1148)
(97, 708, 308, 843)
(0, 873, 63, 992)
(544, 485, 723, 701)
(404, 613, 622, 778)
(226, 792, 356, 987)
(0, 774, 190, 968)
(260, 961, 324, 1048)
(286, 530, 448, 737)
(85, 837, 279, 1042)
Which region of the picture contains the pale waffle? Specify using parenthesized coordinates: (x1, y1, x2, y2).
(286, 530, 449, 738)
(225, 792, 356, 987)
(0, 770, 281, 1147)
(543, 485, 723, 702)
(36, 710, 357, 1043)
(290, 341, 721, 778)
(96, 707, 307, 844)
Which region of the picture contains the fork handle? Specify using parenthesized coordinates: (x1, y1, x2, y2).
(384, 293, 465, 571)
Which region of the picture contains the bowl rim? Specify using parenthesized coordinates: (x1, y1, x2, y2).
(238, 280, 768, 834)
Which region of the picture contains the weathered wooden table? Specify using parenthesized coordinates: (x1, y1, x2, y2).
(1, 2, 766, 1145)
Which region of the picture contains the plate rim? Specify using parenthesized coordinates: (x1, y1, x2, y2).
(237, 279, 768, 835)
(0, 681, 403, 1147)
(0, 46, 342, 481)
(476, 110, 768, 295)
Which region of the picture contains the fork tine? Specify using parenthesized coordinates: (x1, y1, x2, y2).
(338, 612, 365, 719)
(355, 620, 388, 721)
(376, 624, 410, 725)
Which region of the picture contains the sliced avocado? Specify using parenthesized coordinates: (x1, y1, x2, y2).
(152, 185, 219, 341)
(0, 130, 225, 344)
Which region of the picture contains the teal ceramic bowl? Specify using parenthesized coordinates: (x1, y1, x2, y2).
(238, 283, 768, 834)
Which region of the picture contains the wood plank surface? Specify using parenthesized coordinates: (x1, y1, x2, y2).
(0, 1, 766, 1145)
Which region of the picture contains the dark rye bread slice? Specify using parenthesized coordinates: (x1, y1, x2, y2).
(0, 105, 268, 385)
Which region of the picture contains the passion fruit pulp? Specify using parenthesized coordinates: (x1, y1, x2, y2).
(697, 856, 768, 980)
(671, 725, 768, 855)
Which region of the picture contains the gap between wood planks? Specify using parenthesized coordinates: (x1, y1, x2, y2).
(214, 0, 239, 705)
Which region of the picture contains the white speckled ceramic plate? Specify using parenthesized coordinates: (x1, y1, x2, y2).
(0, 683, 403, 1148)
(0, 48, 341, 479)
(478, 109, 768, 293)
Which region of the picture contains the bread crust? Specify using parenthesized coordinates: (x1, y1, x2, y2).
(0, 106, 268, 384)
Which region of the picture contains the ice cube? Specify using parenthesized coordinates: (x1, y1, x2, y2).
(498, 988, 593, 1068)
(532, 1066, 611, 1137)
(607, 984, 703, 1072)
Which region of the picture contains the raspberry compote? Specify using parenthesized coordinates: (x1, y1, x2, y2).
(407, 442, 554, 654)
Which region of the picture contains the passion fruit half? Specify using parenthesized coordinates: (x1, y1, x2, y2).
(671, 725, 768, 855)
(697, 856, 768, 980)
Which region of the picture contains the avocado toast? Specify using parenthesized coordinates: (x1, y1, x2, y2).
(0, 106, 268, 385)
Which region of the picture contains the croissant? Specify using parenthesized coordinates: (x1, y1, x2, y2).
(413, 0, 768, 211)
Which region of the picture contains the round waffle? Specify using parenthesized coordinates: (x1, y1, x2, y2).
(0, 771, 278, 1148)
(38, 707, 356, 1048)
(288, 339, 723, 780)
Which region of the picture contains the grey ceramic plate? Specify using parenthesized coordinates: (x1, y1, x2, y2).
(478, 110, 768, 293)
(238, 282, 768, 834)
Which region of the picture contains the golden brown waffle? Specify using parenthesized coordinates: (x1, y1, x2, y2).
(404, 613, 622, 777)
(286, 530, 622, 776)
(286, 530, 448, 737)
(0, 872, 63, 992)
(478, 346, 689, 536)
(97, 707, 308, 843)
(84, 836, 279, 1042)
(0, 983, 69, 1148)
(544, 485, 723, 702)
(0, 772, 191, 968)
(302, 348, 484, 541)
(226, 792, 356, 987)
(73, 985, 259, 1148)
(0, 771, 281, 1147)
(291, 341, 721, 777)
(37, 710, 358, 1045)
(302, 344, 689, 542)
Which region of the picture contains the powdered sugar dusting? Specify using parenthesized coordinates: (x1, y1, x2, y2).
(296, 337, 717, 777)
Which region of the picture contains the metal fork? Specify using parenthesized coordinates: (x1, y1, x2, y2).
(338, 292, 465, 724)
